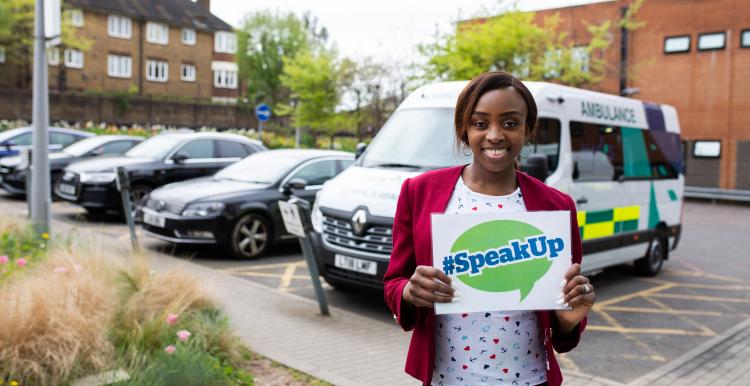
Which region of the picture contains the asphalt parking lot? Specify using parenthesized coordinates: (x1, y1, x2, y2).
(2, 194, 748, 384)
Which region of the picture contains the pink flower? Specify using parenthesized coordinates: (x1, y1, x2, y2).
(16, 258, 27, 268)
(166, 313, 178, 326)
(0, 255, 8, 264)
(176, 330, 191, 342)
(164, 345, 176, 354)
(54, 266, 69, 273)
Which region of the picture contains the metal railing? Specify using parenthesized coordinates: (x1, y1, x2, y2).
(684, 186, 750, 203)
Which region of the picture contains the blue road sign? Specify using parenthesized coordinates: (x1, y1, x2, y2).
(255, 104, 271, 122)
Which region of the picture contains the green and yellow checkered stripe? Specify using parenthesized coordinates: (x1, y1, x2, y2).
(577, 206, 640, 240)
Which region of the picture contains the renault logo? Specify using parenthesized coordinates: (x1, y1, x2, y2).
(351, 209, 367, 236)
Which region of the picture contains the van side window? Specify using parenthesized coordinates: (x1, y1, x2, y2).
(570, 121, 623, 181)
(523, 118, 561, 173)
(645, 131, 681, 179)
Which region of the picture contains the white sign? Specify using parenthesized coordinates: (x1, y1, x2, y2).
(279, 200, 305, 238)
(432, 211, 572, 315)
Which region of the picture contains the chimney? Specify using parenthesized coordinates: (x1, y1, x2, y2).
(197, 0, 210, 12)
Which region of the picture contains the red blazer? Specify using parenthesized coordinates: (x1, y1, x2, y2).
(383, 165, 586, 386)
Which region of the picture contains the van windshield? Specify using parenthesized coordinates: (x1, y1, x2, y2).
(359, 108, 471, 169)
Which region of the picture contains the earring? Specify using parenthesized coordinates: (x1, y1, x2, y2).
(462, 147, 473, 157)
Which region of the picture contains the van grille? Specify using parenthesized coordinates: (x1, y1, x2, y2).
(322, 215, 393, 256)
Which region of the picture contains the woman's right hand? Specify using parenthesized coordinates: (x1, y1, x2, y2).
(402, 265, 457, 308)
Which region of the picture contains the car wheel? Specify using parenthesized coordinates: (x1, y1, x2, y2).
(635, 235, 666, 276)
(230, 213, 271, 259)
(129, 184, 152, 206)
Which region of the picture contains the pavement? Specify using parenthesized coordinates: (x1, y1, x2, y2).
(6, 203, 750, 386)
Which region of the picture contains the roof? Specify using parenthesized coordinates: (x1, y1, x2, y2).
(265, 149, 354, 160)
(68, 0, 233, 32)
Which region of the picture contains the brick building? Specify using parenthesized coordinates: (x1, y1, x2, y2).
(0, 0, 240, 104)
(476, 0, 749, 190)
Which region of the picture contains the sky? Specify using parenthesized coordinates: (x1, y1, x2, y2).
(211, 0, 611, 65)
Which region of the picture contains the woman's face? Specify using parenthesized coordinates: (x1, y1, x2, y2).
(466, 87, 528, 175)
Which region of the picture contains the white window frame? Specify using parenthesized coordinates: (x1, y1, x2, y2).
(693, 140, 721, 158)
(48, 47, 60, 65)
(107, 54, 132, 78)
(0, 47, 6, 64)
(697, 32, 726, 51)
(571, 45, 589, 73)
(214, 31, 236, 53)
(64, 49, 84, 69)
(69, 8, 84, 27)
(664, 35, 690, 54)
(108, 15, 132, 39)
(213, 70, 237, 89)
(146, 22, 169, 45)
(181, 28, 196, 46)
(146, 60, 168, 82)
(181, 63, 196, 82)
(742, 30, 750, 48)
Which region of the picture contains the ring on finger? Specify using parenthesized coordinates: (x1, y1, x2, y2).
(581, 283, 591, 294)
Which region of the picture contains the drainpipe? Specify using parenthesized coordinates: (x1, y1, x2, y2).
(619, 5, 629, 96)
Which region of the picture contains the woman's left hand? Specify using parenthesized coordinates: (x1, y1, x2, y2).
(554, 263, 595, 334)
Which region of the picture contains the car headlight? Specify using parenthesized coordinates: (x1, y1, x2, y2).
(311, 193, 323, 233)
(181, 202, 225, 217)
(79, 171, 116, 183)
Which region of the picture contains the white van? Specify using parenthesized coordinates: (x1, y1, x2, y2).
(309, 81, 683, 291)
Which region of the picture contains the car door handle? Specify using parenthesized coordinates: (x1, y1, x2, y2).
(576, 197, 588, 205)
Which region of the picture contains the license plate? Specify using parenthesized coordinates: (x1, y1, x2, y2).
(59, 183, 76, 195)
(334, 254, 377, 275)
(143, 210, 166, 228)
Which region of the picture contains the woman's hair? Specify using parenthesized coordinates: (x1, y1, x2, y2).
(454, 71, 538, 149)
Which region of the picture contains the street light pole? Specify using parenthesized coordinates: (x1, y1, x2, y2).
(30, 0, 51, 234)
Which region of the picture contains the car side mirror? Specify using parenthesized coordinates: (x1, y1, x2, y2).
(171, 153, 189, 164)
(355, 142, 367, 159)
(282, 178, 307, 196)
(521, 154, 549, 182)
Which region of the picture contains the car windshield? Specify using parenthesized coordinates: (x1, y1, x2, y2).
(125, 135, 184, 160)
(62, 136, 111, 156)
(0, 128, 27, 143)
(214, 152, 301, 184)
(359, 108, 471, 169)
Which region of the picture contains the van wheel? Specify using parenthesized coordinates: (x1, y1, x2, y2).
(230, 213, 271, 259)
(635, 235, 666, 276)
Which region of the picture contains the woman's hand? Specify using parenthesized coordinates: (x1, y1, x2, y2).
(555, 263, 595, 334)
(402, 265, 456, 308)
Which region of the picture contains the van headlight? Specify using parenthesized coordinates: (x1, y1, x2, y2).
(311, 194, 323, 233)
(79, 171, 116, 183)
(181, 202, 225, 217)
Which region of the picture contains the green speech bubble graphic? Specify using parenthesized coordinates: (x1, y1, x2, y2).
(451, 220, 552, 302)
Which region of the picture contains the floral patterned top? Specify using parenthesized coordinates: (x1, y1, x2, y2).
(432, 177, 548, 386)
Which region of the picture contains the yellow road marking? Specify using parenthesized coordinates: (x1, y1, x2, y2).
(278, 263, 299, 292)
(586, 324, 714, 337)
(641, 278, 750, 291)
(642, 296, 715, 337)
(594, 310, 666, 360)
(600, 306, 722, 317)
(593, 283, 676, 308)
(219, 261, 304, 273)
(650, 293, 750, 303)
(662, 268, 743, 283)
(231, 271, 310, 280)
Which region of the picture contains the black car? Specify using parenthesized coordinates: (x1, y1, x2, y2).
(141, 149, 354, 258)
(0, 135, 143, 196)
(0, 126, 94, 159)
(56, 132, 266, 215)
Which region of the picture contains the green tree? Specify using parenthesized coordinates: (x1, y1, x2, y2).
(280, 50, 340, 132)
(236, 10, 328, 111)
(419, 8, 616, 87)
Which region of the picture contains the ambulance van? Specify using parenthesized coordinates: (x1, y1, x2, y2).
(309, 81, 683, 291)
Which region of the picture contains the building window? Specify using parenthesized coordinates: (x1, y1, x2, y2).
(664, 35, 690, 54)
(69, 8, 84, 27)
(48, 47, 60, 65)
(64, 49, 84, 69)
(742, 29, 750, 48)
(0, 47, 5, 64)
(214, 70, 237, 89)
(697, 32, 726, 51)
(108, 15, 132, 39)
(181, 63, 196, 81)
(146, 60, 168, 82)
(571, 45, 589, 73)
(181, 28, 196, 45)
(693, 140, 721, 158)
(214, 31, 236, 53)
(146, 22, 169, 45)
(108, 54, 132, 78)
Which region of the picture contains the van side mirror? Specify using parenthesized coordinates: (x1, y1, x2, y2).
(355, 142, 367, 159)
(282, 178, 307, 196)
(522, 154, 549, 182)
